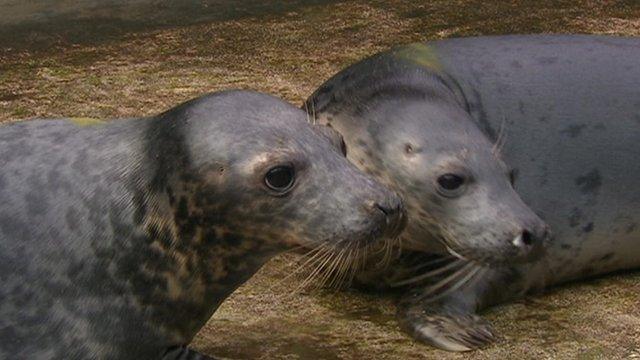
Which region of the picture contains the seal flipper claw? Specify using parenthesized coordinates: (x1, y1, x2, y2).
(398, 298, 497, 352)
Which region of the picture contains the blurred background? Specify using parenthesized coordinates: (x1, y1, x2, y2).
(1, 1, 639, 359)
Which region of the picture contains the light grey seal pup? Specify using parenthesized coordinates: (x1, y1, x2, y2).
(305, 34, 640, 351)
(0, 90, 406, 359)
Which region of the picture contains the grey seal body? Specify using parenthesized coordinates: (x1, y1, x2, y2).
(0, 90, 405, 359)
(306, 35, 640, 351)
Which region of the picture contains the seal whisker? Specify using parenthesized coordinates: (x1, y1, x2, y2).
(279, 245, 306, 255)
(322, 244, 353, 289)
(492, 114, 507, 156)
(346, 246, 359, 286)
(293, 236, 403, 292)
(315, 247, 342, 290)
(303, 100, 312, 125)
(311, 98, 317, 125)
(336, 246, 353, 287)
(372, 237, 395, 269)
(327, 246, 350, 288)
(278, 258, 322, 299)
(354, 245, 363, 275)
(391, 258, 464, 287)
(433, 226, 468, 258)
(288, 244, 328, 274)
(405, 255, 453, 272)
(295, 244, 338, 290)
(363, 240, 369, 270)
(336, 246, 354, 287)
(352, 244, 367, 281)
(295, 247, 335, 293)
(382, 238, 394, 268)
(445, 245, 469, 261)
(391, 236, 403, 263)
(376, 241, 386, 269)
(320, 247, 342, 289)
(352, 243, 368, 280)
(270, 244, 330, 291)
(419, 264, 485, 304)
(416, 261, 477, 302)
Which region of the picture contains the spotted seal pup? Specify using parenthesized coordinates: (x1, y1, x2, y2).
(0, 90, 406, 359)
(305, 35, 640, 351)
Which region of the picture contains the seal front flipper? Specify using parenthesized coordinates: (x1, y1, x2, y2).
(398, 291, 495, 351)
(162, 346, 216, 359)
(396, 265, 513, 351)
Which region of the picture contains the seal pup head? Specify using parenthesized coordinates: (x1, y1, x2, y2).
(366, 100, 549, 265)
(125, 90, 407, 345)
(143, 90, 406, 284)
(305, 52, 549, 267)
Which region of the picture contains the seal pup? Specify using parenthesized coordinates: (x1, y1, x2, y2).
(305, 35, 640, 351)
(0, 90, 406, 359)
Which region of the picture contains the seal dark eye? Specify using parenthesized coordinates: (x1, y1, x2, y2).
(438, 174, 464, 190)
(264, 166, 295, 192)
(436, 173, 466, 197)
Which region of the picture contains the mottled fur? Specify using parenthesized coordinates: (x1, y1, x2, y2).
(0, 90, 404, 359)
(305, 35, 640, 351)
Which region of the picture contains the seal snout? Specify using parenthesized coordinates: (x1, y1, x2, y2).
(510, 225, 549, 262)
(371, 195, 407, 239)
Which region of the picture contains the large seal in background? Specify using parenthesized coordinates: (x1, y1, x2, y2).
(305, 35, 640, 351)
(0, 90, 406, 359)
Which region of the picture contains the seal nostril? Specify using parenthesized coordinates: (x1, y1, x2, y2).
(373, 200, 406, 239)
(521, 230, 533, 246)
(375, 203, 392, 216)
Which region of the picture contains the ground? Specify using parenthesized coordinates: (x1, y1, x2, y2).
(1, 1, 639, 359)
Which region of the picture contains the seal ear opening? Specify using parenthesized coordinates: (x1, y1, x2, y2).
(313, 124, 347, 156)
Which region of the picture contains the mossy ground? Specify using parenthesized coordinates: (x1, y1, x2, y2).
(1, 1, 639, 358)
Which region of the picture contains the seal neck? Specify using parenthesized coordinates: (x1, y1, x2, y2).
(131, 178, 281, 344)
(128, 114, 282, 344)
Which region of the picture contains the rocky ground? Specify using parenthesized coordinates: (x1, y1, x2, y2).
(1, 1, 639, 358)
